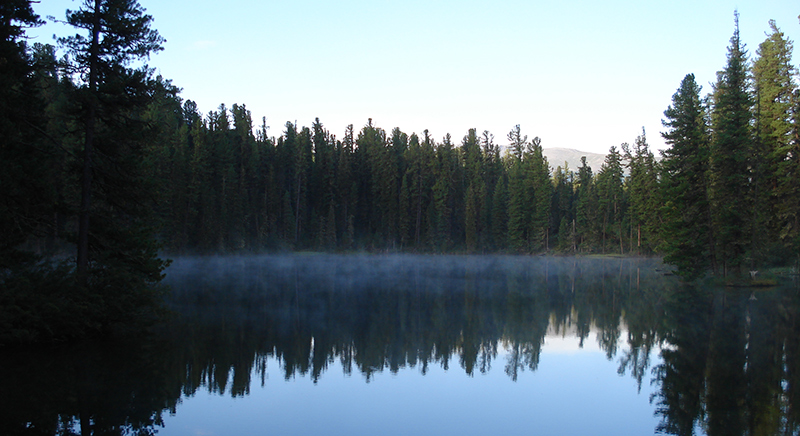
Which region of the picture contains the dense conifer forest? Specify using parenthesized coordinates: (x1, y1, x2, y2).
(1, 1, 799, 340)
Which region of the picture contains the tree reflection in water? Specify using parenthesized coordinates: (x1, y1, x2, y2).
(1, 254, 798, 435)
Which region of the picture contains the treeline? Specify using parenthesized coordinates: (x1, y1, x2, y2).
(150, 103, 659, 257)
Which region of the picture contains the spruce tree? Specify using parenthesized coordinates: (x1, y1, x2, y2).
(552, 164, 574, 252)
(481, 131, 501, 249)
(575, 157, 598, 252)
(622, 129, 659, 254)
(525, 137, 552, 251)
(431, 134, 456, 251)
(491, 174, 509, 250)
(709, 12, 753, 276)
(311, 118, 335, 244)
(596, 146, 625, 254)
(660, 74, 713, 279)
(335, 124, 356, 246)
(462, 129, 485, 252)
(294, 127, 313, 245)
(506, 125, 529, 251)
(753, 20, 799, 264)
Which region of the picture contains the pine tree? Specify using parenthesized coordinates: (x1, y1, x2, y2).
(404, 130, 436, 248)
(463, 128, 484, 252)
(294, 127, 313, 245)
(491, 174, 509, 250)
(335, 124, 356, 246)
(311, 118, 335, 245)
(481, 131, 501, 249)
(256, 117, 279, 247)
(506, 126, 529, 251)
(753, 20, 799, 263)
(60, 0, 165, 282)
(431, 134, 456, 251)
(596, 146, 625, 254)
(276, 122, 298, 246)
(660, 73, 714, 279)
(525, 137, 552, 251)
(507, 124, 526, 160)
(575, 157, 598, 252)
(622, 129, 660, 254)
(551, 163, 574, 252)
(709, 12, 753, 276)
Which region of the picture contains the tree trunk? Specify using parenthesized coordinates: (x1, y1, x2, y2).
(76, 0, 101, 284)
(637, 223, 641, 253)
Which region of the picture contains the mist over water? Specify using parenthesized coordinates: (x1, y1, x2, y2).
(160, 254, 670, 384)
(4, 254, 800, 436)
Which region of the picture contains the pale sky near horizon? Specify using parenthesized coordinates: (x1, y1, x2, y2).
(25, 0, 800, 154)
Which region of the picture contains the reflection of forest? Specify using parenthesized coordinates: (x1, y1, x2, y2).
(2, 255, 799, 436)
(162, 255, 664, 385)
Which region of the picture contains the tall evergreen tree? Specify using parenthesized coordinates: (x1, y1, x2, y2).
(552, 164, 574, 252)
(660, 74, 714, 280)
(507, 124, 526, 160)
(463, 128, 485, 252)
(430, 134, 457, 251)
(525, 137, 552, 251)
(60, 0, 166, 282)
(481, 131, 502, 249)
(622, 129, 660, 254)
(311, 118, 335, 247)
(596, 146, 625, 254)
(335, 124, 356, 248)
(575, 157, 598, 252)
(709, 12, 753, 276)
(753, 20, 799, 264)
(294, 126, 313, 245)
(403, 130, 436, 248)
(506, 126, 529, 251)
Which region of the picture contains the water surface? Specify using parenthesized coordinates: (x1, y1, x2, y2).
(3, 254, 799, 435)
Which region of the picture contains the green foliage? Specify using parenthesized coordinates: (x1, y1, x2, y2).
(462, 129, 484, 252)
(657, 14, 800, 280)
(575, 157, 599, 252)
(526, 137, 552, 251)
(1, 0, 170, 344)
(708, 13, 753, 276)
(551, 163, 575, 253)
(753, 20, 799, 264)
(491, 173, 509, 249)
(504, 127, 552, 252)
(622, 130, 660, 254)
(660, 74, 713, 280)
(596, 146, 626, 254)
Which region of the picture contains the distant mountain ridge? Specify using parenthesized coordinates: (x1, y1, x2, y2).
(542, 148, 606, 174)
(495, 145, 608, 174)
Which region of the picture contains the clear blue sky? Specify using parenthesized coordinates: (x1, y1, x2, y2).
(26, 0, 799, 154)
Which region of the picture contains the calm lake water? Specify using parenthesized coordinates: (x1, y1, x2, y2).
(3, 254, 800, 436)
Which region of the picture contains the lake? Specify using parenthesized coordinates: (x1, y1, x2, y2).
(2, 254, 799, 435)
